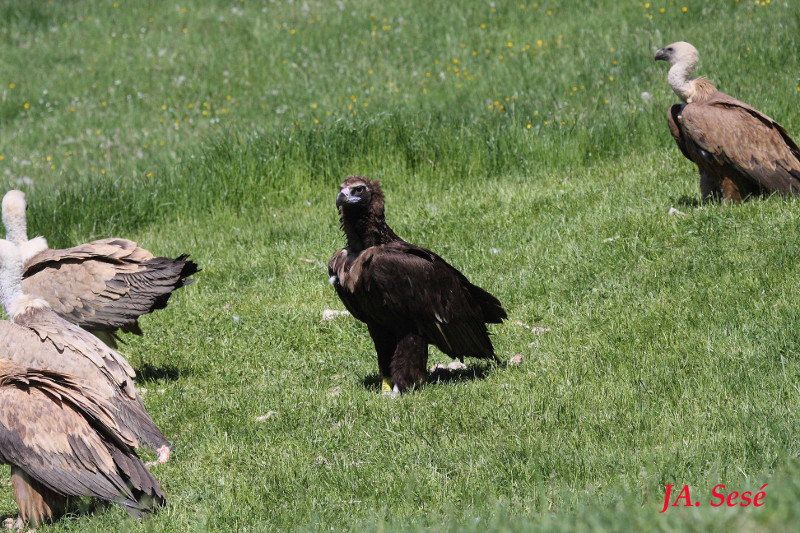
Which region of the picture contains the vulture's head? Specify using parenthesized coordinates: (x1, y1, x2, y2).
(654, 41, 699, 68)
(1, 190, 27, 244)
(336, 175, 384, 213)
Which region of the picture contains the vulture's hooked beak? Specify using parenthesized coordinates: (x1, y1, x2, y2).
(336, 188, 357, 208)
(654, 48, 667, 61)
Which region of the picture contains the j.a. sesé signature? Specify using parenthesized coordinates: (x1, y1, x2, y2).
(660, 484, 768, 513)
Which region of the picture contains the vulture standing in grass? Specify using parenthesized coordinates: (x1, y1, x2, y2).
(655, 41, 800, 201)
(2, 190, 198, 346)
(329, 176, 506, 395)
(0, 359, 165, 528)
(0, 239, 171, 464)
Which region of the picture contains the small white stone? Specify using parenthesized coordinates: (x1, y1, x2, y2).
(322, 309, 350, 320)
(531, 326, 551, 336)
(429, 363, 448, 373)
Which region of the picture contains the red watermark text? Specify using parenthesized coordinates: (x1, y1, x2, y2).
(660, 484, 767, 513)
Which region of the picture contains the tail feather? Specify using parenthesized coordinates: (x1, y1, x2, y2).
(469, 284, 507, 324)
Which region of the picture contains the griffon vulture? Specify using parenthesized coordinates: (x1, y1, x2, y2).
(655, 41, 800, 201)
(0, 359, 164, 528)
(329, 176, 507, 394)
(2, 190, 198, 346)
(0, 239, 170, 463)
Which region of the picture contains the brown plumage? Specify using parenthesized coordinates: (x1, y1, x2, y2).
(329, 176, 506, 394)
(0, 240, 170, 462)
(655, 41, 800, 201)
(23, 238, 198, 345)
(2, 190, 198, 346)
(0, 359, 164, 528)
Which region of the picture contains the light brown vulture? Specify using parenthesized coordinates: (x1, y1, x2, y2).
(329, 176, 506, 395)
(655, 41, 800, 201)
(0, 359, 165, 528)
(0, 239, 170, 464)
(2, 190, 198, 346)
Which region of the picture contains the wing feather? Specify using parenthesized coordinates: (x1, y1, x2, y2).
(23, 239, 197, 332)
(0, 311, 170, 452)
(335, 242, 504, 358)
(0, 366, 164, 513)
(679, 93, 800, 191)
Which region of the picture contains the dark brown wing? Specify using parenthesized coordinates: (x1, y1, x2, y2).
(332, 242, 505, 359)
(23, 238, 198, 333)
(1, 309, 170, 452)
(0, 362, 164, 516)
(329, 248, 368, 322)
(667, 104, 692, 161)
(678, 93, 800, 192)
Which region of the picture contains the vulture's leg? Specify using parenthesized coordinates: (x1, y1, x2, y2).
(699, 171, 722, 201)
(720, 176, 745, 202)
(367, 323, 398, 395)
(391, 333, 428, 393)
(10, 467, 66, 528)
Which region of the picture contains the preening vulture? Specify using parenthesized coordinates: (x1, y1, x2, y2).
(2, 190, 198, 346)
(329, 176, 506, 394)
(655, 41, 800, 201)
(0, 239, 170, 463)
(0, 359, 164, 528)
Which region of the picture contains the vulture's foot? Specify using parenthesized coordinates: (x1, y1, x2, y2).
(3, 516, 23, 531)
(145, 445, 171, 469)
(157, 445, 171, 464)
(381, 377, 393, 395)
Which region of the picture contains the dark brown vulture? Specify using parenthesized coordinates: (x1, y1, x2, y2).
(0, 239, 171, 464)
(655, 41, 800, 201)
(2, 190, 198, 347)
(328, 176, 506, 394)
(0, 359, 165, 528)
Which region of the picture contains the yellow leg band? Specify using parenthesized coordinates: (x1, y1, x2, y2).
(381, 377, 393, 393)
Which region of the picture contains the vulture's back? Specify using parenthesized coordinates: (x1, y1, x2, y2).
(670, 91, 800, 193)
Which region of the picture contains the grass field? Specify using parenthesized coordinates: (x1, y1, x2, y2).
(2, 0, 800, 531)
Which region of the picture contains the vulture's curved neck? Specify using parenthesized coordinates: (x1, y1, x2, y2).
(341, 208, 401, 251)
(668, 60, 697, 103)
(3, 211, 27, 247)
(0, 260, 23, 317)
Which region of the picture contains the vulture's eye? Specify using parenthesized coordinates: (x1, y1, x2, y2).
(353, 186, 365, 194)
(666, 47, 673, 52)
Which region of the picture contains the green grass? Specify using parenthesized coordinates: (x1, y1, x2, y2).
(2, 0, 800, 531)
